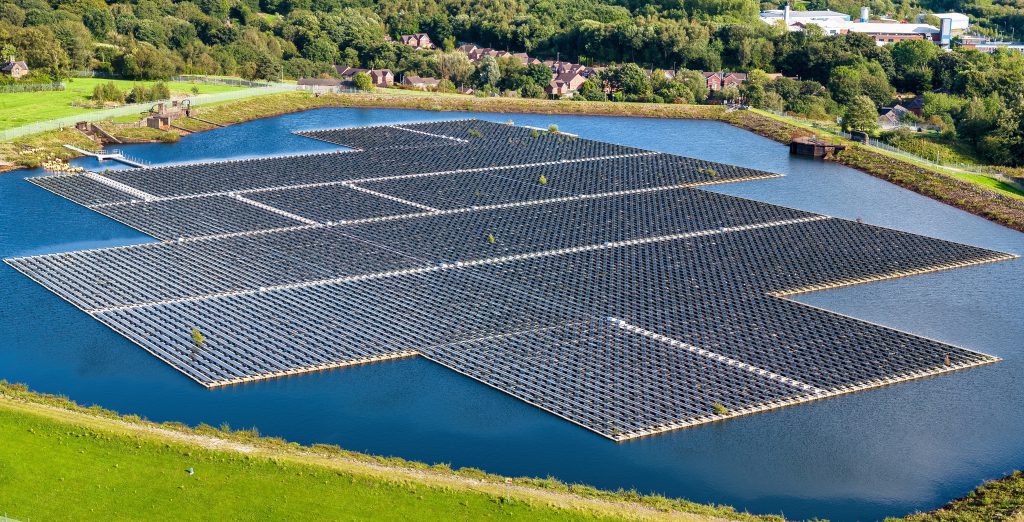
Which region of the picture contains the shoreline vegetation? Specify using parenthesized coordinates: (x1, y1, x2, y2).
(2, 90, 1022, 232)
(1, 380, 1022, 522)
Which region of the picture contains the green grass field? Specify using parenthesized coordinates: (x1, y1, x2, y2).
(0, 78, 244, 131)
(0, 402, 637, 522)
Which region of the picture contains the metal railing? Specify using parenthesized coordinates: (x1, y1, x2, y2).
(0, 84, 297, 141)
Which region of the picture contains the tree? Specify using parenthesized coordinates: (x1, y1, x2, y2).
(891, 39, 938, 92)
(253, 53, 282, 81)
(525, 63, 552, 87)
(842, 95, 879, 134)
(576, 79, 606, 101)
(353, 71, 373, 90)
(436, 78, 456, 93)
(980, 93, 1024, 166)
(477, 55, 500, 87)
(436, 51, 473, 85)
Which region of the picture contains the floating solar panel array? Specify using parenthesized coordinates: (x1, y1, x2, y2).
(7, 119, 1016, 441)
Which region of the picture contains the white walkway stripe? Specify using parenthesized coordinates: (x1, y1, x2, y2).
(343, 183, 440, 212)
(388, 124, 470, 143)
(231, 194, 319, 225)
(611, 319, 823, 393)
(85, 216, 825, 313)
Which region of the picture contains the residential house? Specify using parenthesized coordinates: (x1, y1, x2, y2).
(1, 57, 29, 79)
(722, 72, 747, 88)
(402, 75, 441, 90)
(367, 69, 394, 86)
(702, 71, 747, 91)
(878, 104, 911, 128)
(702, 72, 722, 91)
(400, 34, 435, 50)
(546, 71, 587, 97)
(903, 96, 924, 117)
(333, 66, 394, 86)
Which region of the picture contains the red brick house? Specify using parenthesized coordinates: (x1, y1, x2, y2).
(702, 71, 748, 91)
(400, 34, 435, 50)
(702, 72, 722, 91)
(546, 71, 587, 97)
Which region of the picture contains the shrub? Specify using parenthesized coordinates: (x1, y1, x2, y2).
(91, 81, 124, 103)
(547, 124, 559, 133)
(190, 327, 205, 346)
(352, 72, 373, 91)
(712, 403, 728, 415)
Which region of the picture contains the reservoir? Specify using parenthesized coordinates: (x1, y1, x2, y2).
(1, 108, 1021, 521)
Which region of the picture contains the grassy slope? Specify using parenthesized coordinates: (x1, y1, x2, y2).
(0, 384, 768, 522)
(1, 384, 1022, 522)
(0, 404, 621, 521)
(0, 78, 243, 131)
(895, 472, 1024, 521)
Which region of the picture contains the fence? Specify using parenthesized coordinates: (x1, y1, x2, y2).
(0, 84, 298, 141)
(170, 75, 282, 88)
(295, 84, 362, 94)
(0, 82, 65, 93)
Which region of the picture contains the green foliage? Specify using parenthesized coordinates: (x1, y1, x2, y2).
(190, 327, 205, 346)
(353, 71, 373, 90)
(0, 0, 1020, 168)
(712, 403, 729, 415)
(126, 81, 170, 103)
(538, 173, 548, 185)
(547, 123, 559, 133)
(436, 78, 456, 93)
(91, 81, 124, 104)
(843, 95, 880, 134)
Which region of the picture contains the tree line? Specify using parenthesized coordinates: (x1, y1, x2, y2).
(0, 0, 1021, 164)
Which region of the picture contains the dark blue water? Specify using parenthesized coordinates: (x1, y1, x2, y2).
(2, 108, 1022, 521)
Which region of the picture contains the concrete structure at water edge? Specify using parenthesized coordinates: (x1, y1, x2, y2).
(7, 119, 1015, 441)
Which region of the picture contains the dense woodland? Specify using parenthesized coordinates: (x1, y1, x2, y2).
(0, 0, 1022, 164)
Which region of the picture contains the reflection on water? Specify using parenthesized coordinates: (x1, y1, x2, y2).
(1, 108, 1021, 521)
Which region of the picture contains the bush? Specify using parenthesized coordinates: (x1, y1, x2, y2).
(436, 79, 455, 93)
(352, 72, 373, 91)
(126, 81, 170, 103)
(91, 81, 124, 103)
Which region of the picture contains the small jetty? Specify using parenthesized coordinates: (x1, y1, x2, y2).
(63, 144, 147, 168)
(790, 136, 846, 158)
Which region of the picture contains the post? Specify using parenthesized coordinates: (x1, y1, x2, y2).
(505, 477, 511, 503)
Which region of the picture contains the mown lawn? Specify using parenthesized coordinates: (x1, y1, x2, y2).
(0, 78, 243, 131)
(0, 403, 637, 522)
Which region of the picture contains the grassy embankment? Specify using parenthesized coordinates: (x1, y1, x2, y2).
(0, 382, 773, 522)
(1, 381, 1022, 522)
(893, 472, 1024, 521)
(719, 108, 1024, 231)
(0, 77, 244, 130)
